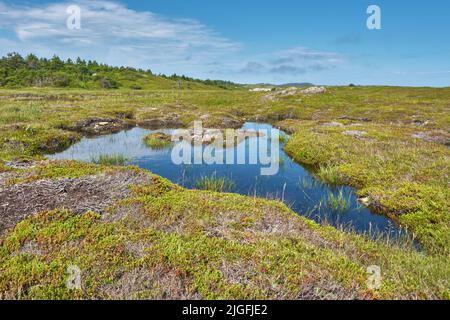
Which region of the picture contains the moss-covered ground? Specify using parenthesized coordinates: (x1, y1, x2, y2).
(0, 86, 449, 299)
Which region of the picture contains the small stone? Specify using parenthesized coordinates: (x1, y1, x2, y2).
(202, 134, 213, 144)
(322, 122, 344, 127)
(343, 130, 367, 138)
(358, 197, 371, 206)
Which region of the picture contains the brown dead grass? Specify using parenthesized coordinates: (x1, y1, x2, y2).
(0, 170, 151, 234)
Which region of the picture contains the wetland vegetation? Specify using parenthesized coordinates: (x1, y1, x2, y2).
(0, 54, 449, 300)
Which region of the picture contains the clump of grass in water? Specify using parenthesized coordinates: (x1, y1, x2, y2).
(91, 154, 128, 166)
(298, 176, 322, 190)
(195, 174, 236, 192)
(324, 188, 351, 213)
(315, 165, 342, 185)
(143, 133, 172, 149)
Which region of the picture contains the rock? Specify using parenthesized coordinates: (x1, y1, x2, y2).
(220, 117, 242, 129)
(411, 117, 433, 127)
(4, 160, 36, 169)
(301, 86, 327, 95)
(202, 134, 213, 144)
(338, 116, 371, 122)
(358, 197, 371, 206)
(180, 127, 264, 147)
(262, 87, 299, 102)
(262, 86, 327, 102)
(412, 131, 450, 146)
(412, 132, 427, 140)
(322, 122, 344, 127)
(249, 88, 272, 92)
(343, 130, 367, 138)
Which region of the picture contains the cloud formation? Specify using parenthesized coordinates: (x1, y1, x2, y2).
(0, 0, 239, 75)
(0, 0, 345, 82)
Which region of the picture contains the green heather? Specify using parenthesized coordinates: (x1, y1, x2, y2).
(0, 55, 449, 299)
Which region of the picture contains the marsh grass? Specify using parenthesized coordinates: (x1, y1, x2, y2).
(283, 116, 450, 254)
(0, 104, 43, 124)
(298, 176, 323, 190)
(315, 166, 342, 185)
(0, 85, 449, 294)
(91, 154, 128, 166)
(0, 156, 448, 300)
(324, 188, 352, 213)
(194, 174, 236, 192)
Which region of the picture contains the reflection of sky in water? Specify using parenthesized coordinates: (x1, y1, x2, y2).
(49, 123, 404, 239)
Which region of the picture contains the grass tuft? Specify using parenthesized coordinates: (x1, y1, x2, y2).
(324, 188, 352, 213)
(194, 174, 236, 192)
(315, 166, 343, 185)
(91, 154, 128, 166)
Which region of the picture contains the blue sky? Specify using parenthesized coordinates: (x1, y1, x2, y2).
(0, 0, 449, 86)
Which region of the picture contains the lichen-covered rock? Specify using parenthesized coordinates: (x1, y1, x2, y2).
(342, 130, 367, 138)
(301, 86, 327, 95)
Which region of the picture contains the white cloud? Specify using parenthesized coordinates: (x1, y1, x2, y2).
(0, 0, 240, 75)
(0, 0, 346, 82)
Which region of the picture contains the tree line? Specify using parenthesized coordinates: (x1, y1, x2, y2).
(0, 53, 239, 89)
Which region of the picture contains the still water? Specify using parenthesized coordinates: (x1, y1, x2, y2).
(49, 123, 402, 238)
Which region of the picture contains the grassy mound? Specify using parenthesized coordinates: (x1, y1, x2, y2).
(143, 133, 172, 150)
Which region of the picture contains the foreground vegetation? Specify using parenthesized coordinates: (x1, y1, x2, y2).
(0, 82, 449, 299)
(0, 161, 448, 299)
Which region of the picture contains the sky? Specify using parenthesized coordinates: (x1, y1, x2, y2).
(0, 0, 449, 86)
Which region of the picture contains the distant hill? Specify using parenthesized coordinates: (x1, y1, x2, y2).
(0, 53, 241, 90)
